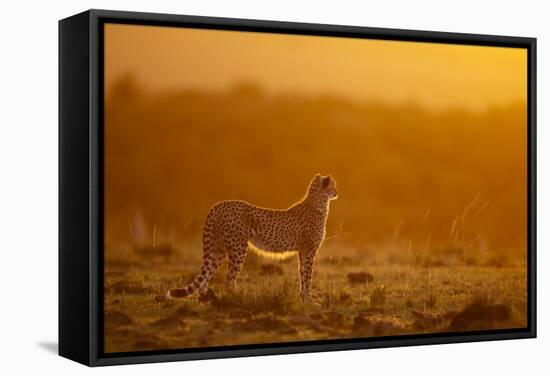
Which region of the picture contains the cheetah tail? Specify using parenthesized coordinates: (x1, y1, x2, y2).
(167, 278, 199, 299)
(166, 267, 207, 299)
(166, 286, 194, 299)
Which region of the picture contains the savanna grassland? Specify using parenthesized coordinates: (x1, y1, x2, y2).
(104, 240, 527, 353)
(103, 74, 527, 353)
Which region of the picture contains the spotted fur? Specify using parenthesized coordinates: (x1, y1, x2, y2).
(167, 174, 338, 300)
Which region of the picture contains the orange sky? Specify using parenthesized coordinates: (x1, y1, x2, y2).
(105, 23, 527, 111)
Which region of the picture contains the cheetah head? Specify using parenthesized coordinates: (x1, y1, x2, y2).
(310, 174, 338, 200)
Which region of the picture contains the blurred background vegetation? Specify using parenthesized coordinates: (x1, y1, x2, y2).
(104, 74, 527, 263)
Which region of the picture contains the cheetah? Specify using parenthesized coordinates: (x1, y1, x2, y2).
(167, 174, 338, 301)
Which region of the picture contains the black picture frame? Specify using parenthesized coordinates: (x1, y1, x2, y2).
(59, 9, 537, 367)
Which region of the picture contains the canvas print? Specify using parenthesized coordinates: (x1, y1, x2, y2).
(103, 23, 528, 353)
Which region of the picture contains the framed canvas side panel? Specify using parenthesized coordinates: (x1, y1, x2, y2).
(59, 10, 92, 366)
(528, 40, 537, 336)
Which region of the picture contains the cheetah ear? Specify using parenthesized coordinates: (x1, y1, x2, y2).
(321, 176, 331, 188)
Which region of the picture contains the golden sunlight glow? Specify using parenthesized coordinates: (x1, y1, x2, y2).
(105, 23, 526, 111)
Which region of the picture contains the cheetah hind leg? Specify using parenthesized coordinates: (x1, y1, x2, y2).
(225, 246, 247, 291)
(197, 251, 226, 302)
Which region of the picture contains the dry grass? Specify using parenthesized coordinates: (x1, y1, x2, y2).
(104, 246, 527, 353)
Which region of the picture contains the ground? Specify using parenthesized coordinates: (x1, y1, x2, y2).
(103, 244, 527, 353)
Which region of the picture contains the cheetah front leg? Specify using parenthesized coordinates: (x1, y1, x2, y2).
(298, 249, 317, 301)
